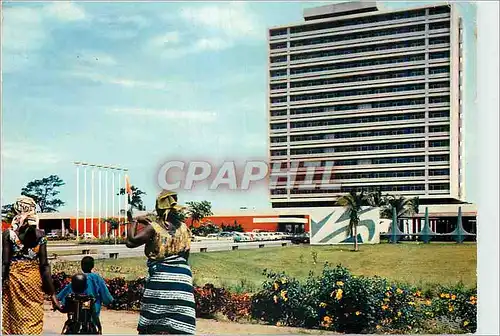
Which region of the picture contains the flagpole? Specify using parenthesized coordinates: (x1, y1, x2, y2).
(76, 163, 80, 238)
(118, 170, 122, 237)
(105, 169, 109, 238)
(98, 168, 102, 238)
(84, 165, 87, 236)
(124, 171, 128, 236)
(91, 167, 95, 237)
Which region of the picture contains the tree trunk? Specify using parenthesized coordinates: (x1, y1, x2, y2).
(354, 225, 359, 251)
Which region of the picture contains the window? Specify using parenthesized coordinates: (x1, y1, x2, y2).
(429, 169, 449, 176)
(270, 109, 287, 117)
(429, 183, 450, 190)
(290, 9, 425, 34)
(270, 83, 287, 90)
(270, 136, 287, 143)
(270, 42, 287, 50)
(429, 125, 450, 133)
(429, 66, 449, 74)
(429, 154, 449, 162)
(429, 51, 450, 60)
(270, 28, 287, 37)
(270, 123, 287, 130)
(271, 96, 287, 104)
(270, 150, 287, 157)
(270, 56, 287, 63)
(290, 54, 426, 75)
(429, 81, 450, 89)
(290, 98, 426, 115)
(429, 110, 450, 118)
(429, 6, 451, 16)
(290, 25, 426, 48)
(270, 70, 287, 78)
(429, 140, 450, 147)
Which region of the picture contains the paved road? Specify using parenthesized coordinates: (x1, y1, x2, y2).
(48, 240, 292, 261)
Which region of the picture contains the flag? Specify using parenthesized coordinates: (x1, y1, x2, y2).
(125, 175, 132, 195)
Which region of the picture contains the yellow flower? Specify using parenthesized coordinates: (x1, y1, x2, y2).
(385, 292, 391, 297)
(415, 291, 421, 297)
(273, 282, 279, 291)
(451, 294, 456, 300)
(425, 299, 432, 306)
(448, 306, 454, 312)
(276, 322, 283, 327)
(376, 325, 381, 330)
(323, 316, 332, 323)
(280, 290, 287, 298)
(383, 298, 390, 302)
(273, 295, 278, 304)
(336, 281, 344, 286)
(319, 302, 327, 308)
(463, 321, 470, 326)
(381, 305, 388, 310)
(397, 311, 402, 317)
(281, 277, 287, 284)
(445, 293, 451, 299)
(440, 293, 446, 298)
(396, 288, 403, 294)
(355, 311, 361, 316)
(386, 287, 391, 291)
(408, 301, 415, 306)
(470, 295, 476, 301)
(335, 288, 343, 301)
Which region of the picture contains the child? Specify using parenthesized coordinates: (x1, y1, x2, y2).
(61, 273, 101, 334)
(57, 257, 114, 322)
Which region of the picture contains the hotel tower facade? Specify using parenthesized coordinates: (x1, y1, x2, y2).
(267, 1, 465, 209)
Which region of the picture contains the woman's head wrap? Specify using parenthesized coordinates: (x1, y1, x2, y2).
(11, 196, 38, 230)
(155, 190, 185, 221)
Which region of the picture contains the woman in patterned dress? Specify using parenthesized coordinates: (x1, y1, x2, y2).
(126, 190, 196, 335)
(2, 196, 62, 334)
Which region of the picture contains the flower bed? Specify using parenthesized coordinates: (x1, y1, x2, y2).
(51, 264, 476, 333)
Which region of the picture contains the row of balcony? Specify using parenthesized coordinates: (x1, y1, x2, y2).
(269, 10, 450, 40)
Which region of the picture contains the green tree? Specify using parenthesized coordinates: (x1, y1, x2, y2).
(186, 200, 213, 228)
(1, 204, 14, 223)
(336, 190, 371, 252)
(367, 188, 389, 208)
(118, 186, 146, 211)
(21, 175, 65, 213)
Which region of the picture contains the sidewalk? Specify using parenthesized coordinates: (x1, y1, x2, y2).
(43, 305, 327, 335)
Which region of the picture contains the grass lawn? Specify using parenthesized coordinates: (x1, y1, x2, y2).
(52, 243, 476, 292)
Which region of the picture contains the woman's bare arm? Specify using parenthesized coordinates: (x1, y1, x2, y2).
(38, 242, 56, 295)
(126, 215, 155, 248)
(2, 231, 11, 283)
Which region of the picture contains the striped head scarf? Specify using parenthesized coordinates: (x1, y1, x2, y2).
(11, 196, 38, 231)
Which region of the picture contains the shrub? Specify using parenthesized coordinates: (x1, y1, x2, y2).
(193, 284, 230, 318)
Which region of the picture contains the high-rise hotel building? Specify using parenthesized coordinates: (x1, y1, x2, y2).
(268, 1, 465, 208)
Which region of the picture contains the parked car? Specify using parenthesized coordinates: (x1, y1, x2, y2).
(233, 232, 251, 242)
(219, 231, 235, 238)
(82, 233, 96, 240)
(291, 233, 310, 244)
(46, 232, 59, 239)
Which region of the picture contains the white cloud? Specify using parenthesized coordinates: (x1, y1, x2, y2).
(179, 2, 263, 40)
(70, 72, 170, 91)
(147, 31, 181, 49)
(2, 7, 46, 53)
(1, 142, 62, 165)
(43, 2, 87, 22)
(150, 2, 263, 58)
(109, 108, 217, 123)
(2, 2, 88, 72)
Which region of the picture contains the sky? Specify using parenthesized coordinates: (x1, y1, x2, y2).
(1, 1, 477, 215)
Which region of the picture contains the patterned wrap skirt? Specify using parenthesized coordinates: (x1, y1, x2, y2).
(138, 255, 196, 335)
(2, 260, 44, 335)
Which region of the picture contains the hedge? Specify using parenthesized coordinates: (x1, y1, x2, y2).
(51, 264, 476, 333)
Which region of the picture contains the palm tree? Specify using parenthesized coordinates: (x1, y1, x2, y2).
(336, 190, 370, 251)
(367, 188, 389, 208)
(186, 201, 213, 228)
(381, 195, 419, 219)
